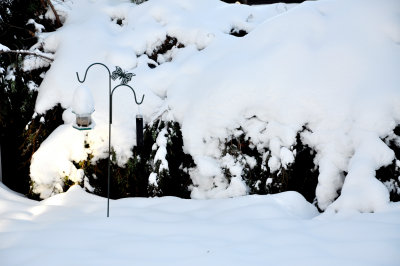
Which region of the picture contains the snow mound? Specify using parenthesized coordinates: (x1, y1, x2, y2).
(41, 185, 101, 206)
(29, 0, 400, 212)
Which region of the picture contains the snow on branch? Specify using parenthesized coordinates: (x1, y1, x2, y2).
(0, 49, 54, 62)
(41, 0, 62, 27)
(0, 44, 10, 52)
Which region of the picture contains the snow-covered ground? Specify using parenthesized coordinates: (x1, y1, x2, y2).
(0, 183, 399, 266)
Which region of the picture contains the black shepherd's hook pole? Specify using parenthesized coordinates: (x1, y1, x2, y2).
(76, 63, 144, 218)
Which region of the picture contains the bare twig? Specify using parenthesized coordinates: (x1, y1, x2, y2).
(0, 50, 54, 62)
(46, 0, 62, 27)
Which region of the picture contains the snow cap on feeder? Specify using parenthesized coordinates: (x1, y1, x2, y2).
(72, 85, 95, 130)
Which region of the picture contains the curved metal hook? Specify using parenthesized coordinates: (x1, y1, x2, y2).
(111, 84, 145, 105)
(76, 62, 111, 83)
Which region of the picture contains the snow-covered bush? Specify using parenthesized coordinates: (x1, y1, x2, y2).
(26, 0, 400, 213)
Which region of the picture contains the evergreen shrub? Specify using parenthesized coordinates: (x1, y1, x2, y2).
(80, 119, 194, 199)
(222, 126, 319, 203)
(0, 0, 58, 195)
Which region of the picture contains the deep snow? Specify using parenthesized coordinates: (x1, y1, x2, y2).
(0, 183, 399, 266)
(11, 0, 400, 211)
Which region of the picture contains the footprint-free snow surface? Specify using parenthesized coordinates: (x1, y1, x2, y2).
(0, 184, 399, 266)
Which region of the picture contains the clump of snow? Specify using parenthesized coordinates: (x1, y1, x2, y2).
(148, 172, 158, 187)
(30, 0, 400, 212)
(26, 80, 39, 91)
(154, 127, 169, 171)
(0, 43, 10, 52)
(5, 66, 15, 81)
(26, 19, 45, 33)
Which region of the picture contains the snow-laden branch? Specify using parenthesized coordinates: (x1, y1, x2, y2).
(46, 0, 62, 27)
(0, 49, 54, 62)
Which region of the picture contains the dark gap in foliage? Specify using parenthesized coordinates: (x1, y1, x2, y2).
(131, 0, 148, 4)
(287, 127, 319, 202)
(376, 161, 400, 202)
(147, 36, 185, 68)
(221, 0, 308, 4)
(230, 28, 248, 37)
(148, 62, 157, 69)
(376, 125, 400, 202)
(111, 17, 125, 26)
(393, 125, 400, 137)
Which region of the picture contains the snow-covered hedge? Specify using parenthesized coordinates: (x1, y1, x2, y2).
(28, 0, 400, 212)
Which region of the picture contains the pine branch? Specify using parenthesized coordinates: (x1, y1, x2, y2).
(0, 50, 54, 62)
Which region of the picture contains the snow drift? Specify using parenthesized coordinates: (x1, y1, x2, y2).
(1, 184, 400, 266)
